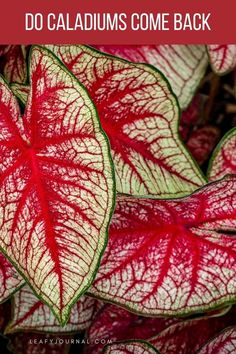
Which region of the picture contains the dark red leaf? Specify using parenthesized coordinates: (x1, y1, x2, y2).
(186, 125, 220, 165)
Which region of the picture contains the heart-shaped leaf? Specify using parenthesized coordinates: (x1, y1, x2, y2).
(208, 128, 236, 181)
(0, 46, 115, 325)
(207, 45, 236, 75)
(0, 253, 24, 303)
(197, 326, 236, 354)
(46, 45, 205, 197)
(84, 304, 177, 354)
(89, 176, 236, 316)
(103, 340, 159, 354)
(0, 45, 27, 83)
(94, 45, 208, 110)
(150, 307, 236, 354)
(5, 285, 97, 333)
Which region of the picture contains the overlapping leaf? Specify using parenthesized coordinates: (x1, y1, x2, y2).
(94, 45, 208, 109)
(47, 45, 205, 197)
(0, 46, 115, 324)
(197, 326, 236, 354)
(11, 83, 29, 105)
(85, 304, 231, 354)
(0, 45, 27, 83)
(89, 176, 236, 316)
(150, 307, 236, 354)
(5, 285, 97, 333)
(208, 128, 236, 180)
(103, 340, 159, 354)
(207, 45, 236, 75)
(0, 253, 24, 303)
(179, 95, 203, 141)
(0, 45, 10, 56)
(85, 304, 177, 354)
(186, 125, 220, 165)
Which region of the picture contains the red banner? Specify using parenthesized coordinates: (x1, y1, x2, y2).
(0, 0, 235, 44)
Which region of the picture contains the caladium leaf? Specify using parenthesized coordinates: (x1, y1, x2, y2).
(5, 285, 97, 333)
(47, 45, 205, 197)
(85, 304, 177, 354)
(197, 326, 236, 354)
(179, 95, 203, 142)
(186, 125, 220, 165)
(150, 307, 236, 354)
(103, 340, 159, 354)
(0, 46, 115, 324)
(0, 45, 10, 56)
(7, 332, 71, 354)
(85, 304, 230, 354)
(0, 253, 24, 303)
(208, 128, 236, 181)
(207, 45, 236, 75)
(89, 176, 236, 316)
(0, 45, 27, 83)
(93, 45, 208, 109)
(11, 83, 29, 105)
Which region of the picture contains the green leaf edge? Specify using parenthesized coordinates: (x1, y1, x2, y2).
(196, 325, 236, 353)
(53, 44, 207, 198)
(0, 281, 25, 306)
(93, 45, 208, 110)
(206, 45, 236, 76)
(103, 339, 160, 354)
(88, 174, 236, 318)
(5, 290, 94, 335)
(4, 45, 28, 85)
(0, 44, 117, 327)
(10, 83, 29, 106)
(207, 127, 236, 179)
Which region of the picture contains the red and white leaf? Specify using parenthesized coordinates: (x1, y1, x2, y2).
(85, 304, 230, 354)
(47, 45, 205, 197)
(85, 303, 177, 354)
(0, 46, 115, 324)
(0, 253, 24, 303)
(208, 128, 236, 181)
(186, 125, 220, 165)
(7, 332, 71, 354)
(89, 176, 236, 316)
(197, 326, 236, 354)
(5, 285, 97, 333)
(1, 45, 27, 83)
(103, 340, 159, 354)
(150, 307, 236, 354)
(11, 83, 30, 105)
(207, 45, 236, 75)
(94, 45, 208, 109)
(147, 310, 235, 354)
